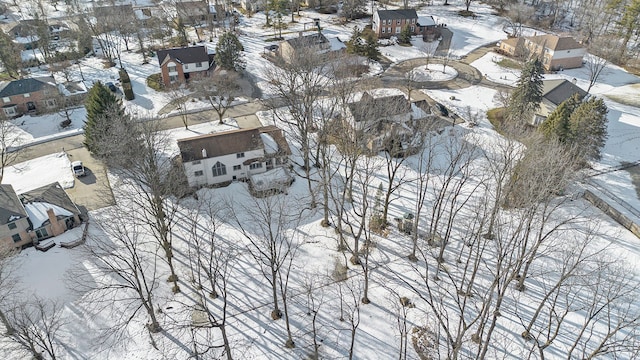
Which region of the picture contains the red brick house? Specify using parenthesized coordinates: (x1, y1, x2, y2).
(157, 46, 215, 87)
(0, 76, 60, 118)
(372, 9, 436, 39)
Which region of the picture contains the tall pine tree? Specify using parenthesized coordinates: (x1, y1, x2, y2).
(569, 97, 608, 161)
(539, 93, 583, 142)
(507, 58, 544, 124)
(83, 81, 130, 158)
(215, 32, 245, 71)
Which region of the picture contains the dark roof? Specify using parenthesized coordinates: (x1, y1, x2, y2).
(348, 92, 411, 122)
(157, 46, 210, 67)
(284, 33, 329, 50)
(0, 76, 56, 98)
(94, 4, 134, 18)
(376, 9, 418, 20)
(541, 79, 587, 106)
(178, 126, 291, 162)
(0, 184, 27, 226)
(20, 182, 81, 216)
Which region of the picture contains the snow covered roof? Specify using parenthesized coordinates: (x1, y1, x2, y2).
(0, 184, 27, 226)
(260, 133, 278, 154)
(250, 168, 293, 192)
(417, 16, 436, 27)
(24, 202, 73, 229)
(328, 37, 346, 52)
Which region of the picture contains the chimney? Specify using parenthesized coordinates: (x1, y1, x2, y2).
(201, 148, 207, 158)
(572, 78, 577, 84)
(46, 208, 64, 236)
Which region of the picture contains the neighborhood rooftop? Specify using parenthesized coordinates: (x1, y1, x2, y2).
(526, 34, 584, 51)
(0, 76, 56, 98)
(541, 79, 588, 105)
(375, 9, 418, 20)
(156, 46, 211, 66)
(0, 184, 27, 226)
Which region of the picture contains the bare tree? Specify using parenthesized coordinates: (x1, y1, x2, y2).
(583, 51, 609, 94)
(168, 85, 192, 130)
(0, 115, 25, 184)
(7, 297, 66, 360)
(0, 246, 20, 335)
(191, 71, 241, 124)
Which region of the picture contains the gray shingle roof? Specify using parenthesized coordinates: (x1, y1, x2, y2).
(19, 182, 81, 217)
(348, 92, 411, 122)
(376, 9, 418, 21)
(284, 33, 329, 50)
(0, 76, 56, 98)
(157, 46, 211, 67)
(542, 79, 587, 106)
(0, 184, 27, 226)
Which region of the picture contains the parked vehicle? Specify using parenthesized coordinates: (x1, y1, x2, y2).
(71, 161, 86, 177)
(105, 82, 117, 92)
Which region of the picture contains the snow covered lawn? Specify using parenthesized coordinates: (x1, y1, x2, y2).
(2, 152, 74, 193)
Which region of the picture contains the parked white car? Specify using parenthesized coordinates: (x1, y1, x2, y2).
(71, 161, 86, 177)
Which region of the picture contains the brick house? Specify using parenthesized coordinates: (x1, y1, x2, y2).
(0, 76, 60, 118)
(157, 46, 215, 87)
(498, 34, 586, 71)
(372, 9, 436, 39)
(531, 79, 588, 126)
(178, 126, 291, 188)
(0, 183, 82, 250)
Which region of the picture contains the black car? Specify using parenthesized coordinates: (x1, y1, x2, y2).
(106, 82, 117, 92)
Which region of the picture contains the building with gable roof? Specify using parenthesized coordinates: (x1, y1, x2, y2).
(0, 76, 60, 118)
(372, 9, 436, 39)
(499, 34, 586, 71)
(177, 126, 291, 188)
(156, 46, 215, 87)
(0, 182, 82, 250)
(532, 79, 588, 126)
(277, 30, 346, 64)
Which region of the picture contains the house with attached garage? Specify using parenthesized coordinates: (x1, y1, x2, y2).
(0, 183, 82, 250)
(277, 30, 346, 64)
(178, 126, 292, 189)
(372, 9, 436, 39)
(531, 79, 588, 126)
(498, 34, 585, 71)
(157, 45, 215, 87)
(0, 76, 60, 118)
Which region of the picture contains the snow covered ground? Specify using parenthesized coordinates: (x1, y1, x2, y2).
(2, 1, 640, 359)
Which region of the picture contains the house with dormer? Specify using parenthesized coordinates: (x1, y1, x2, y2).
(156, 46, 215, 87)
(0, 76, 60, 118)
(0, 183, 82, 250)
(178, 126, 291, 188)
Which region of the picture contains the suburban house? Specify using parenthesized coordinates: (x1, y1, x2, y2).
(277, 31, 346, 64)
(372, 9, 436, 39)
(498, 34, 586, 71)
(239, 0, 265, 12)
(531, 79, 588, 126)
(344, 91, 429, 152)
(4, 19, 71, 47)
(0, 183, 82, 250)
(156, 46, 215, 87)
(178, 126, 292, 189)
(175, 0, 211, 26)
(0, 76, 60, 118)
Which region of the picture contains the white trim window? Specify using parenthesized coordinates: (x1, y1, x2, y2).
(396, 27, 401, 33)
(212, 161, 227, 176)
(249, 162, 262, 170)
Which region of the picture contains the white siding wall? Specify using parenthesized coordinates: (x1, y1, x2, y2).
(183, 149, 265, 187)
(182, 62, 207, 73)
(372, 12, 381, 33)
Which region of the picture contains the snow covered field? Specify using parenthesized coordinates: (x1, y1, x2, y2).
(2, 0, 640, 359)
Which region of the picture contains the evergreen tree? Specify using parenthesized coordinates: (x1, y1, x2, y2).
(83, 82, 130, 158)
(346, 26, 364, 55)
(362, 28, 381, 61)
(568, 97, 608, 161)
(398, 25, 412, 44)
(215, 32, 245, 71)
(507, 58, 544, 123)
(539, 93, 583, 142)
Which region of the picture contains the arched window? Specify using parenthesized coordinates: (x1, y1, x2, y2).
(212, 162, 226, 177)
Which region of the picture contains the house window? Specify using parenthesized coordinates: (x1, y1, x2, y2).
(192, 160, 201, 165)
(396, 20, 401, 24)
(249, 162, 262, 170)
(396, 27, 401, 33)
(233, 165, 241, 171)
(23, 93, 30, 98)
(12, 234, 21, 243)
(35, 228, 48, 239)
(387, 27, 391, 33)
(382, 27, 385, 34)
(26, 102, 35, 111)
(411, 26, 415, 32)
(3, 107, 16, 117)
(194, 170, 203, 176)
(8, 222, 17, 230)
(168, 65, 177, 73)
(45, 99, 57, 108)
(412, 18, 416, 23)
(2, 97, 9, 103)
(169, 75, 178, 82)
(236, 152, 245, 158)
(211, 161, 226, 176)
(196, 62, 203, 68)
